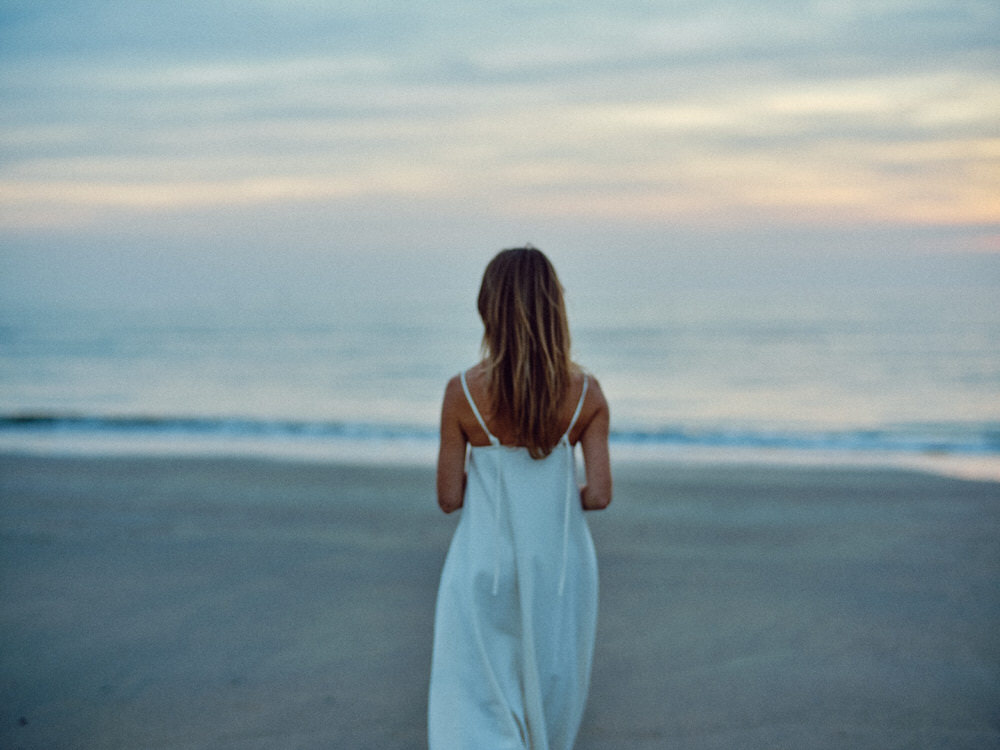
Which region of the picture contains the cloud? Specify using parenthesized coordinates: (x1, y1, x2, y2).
(0, 1, 997, 246)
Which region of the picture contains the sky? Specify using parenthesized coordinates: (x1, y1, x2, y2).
(1, 0, 998, 311)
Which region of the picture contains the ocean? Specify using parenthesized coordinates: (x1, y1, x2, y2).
(1, 248, 998, 479)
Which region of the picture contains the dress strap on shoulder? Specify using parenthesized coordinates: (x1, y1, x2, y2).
(460, 369, 498, 444)
(563, 375, 589, 439)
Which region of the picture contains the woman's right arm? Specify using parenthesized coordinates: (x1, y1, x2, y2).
(436, 376, 468, 514)
(579, 378, 612, 510)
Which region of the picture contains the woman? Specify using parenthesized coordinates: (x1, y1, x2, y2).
(429, 246, 612, 750)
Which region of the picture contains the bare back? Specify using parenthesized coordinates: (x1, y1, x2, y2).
(457, 362, 598, 449)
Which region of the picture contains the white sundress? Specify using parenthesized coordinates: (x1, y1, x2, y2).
(428, 371, 599, 750)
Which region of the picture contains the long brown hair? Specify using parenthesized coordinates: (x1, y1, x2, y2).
(477, 246, 572, 459)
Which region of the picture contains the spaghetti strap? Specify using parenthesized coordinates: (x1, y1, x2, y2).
(563, 375, 589, 439)
(460, 370, 498, 445)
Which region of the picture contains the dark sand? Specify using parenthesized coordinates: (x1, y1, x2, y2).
(1, 454, 998, 749)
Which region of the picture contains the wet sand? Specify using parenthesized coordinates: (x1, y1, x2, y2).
(1, 454, 997, 749)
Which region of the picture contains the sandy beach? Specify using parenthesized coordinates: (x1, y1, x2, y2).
(1, 453, 997, 749)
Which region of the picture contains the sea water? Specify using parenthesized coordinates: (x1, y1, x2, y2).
(1, 249, 998, 478)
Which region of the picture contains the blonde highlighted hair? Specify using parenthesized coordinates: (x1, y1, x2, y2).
(478, 246, 572, 459)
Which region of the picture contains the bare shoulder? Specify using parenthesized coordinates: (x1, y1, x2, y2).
(582, 371, 606, 400)
(441, 371, 471, 419)
(583, 373, 609, 419)
(571, 370, 609, 442)
(443, 372, 464, 401)
(442, 365, 494, 445)
(575, 367, 608, 408)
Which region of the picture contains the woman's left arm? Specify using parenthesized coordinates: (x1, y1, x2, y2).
(436, 376, 467, 513)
